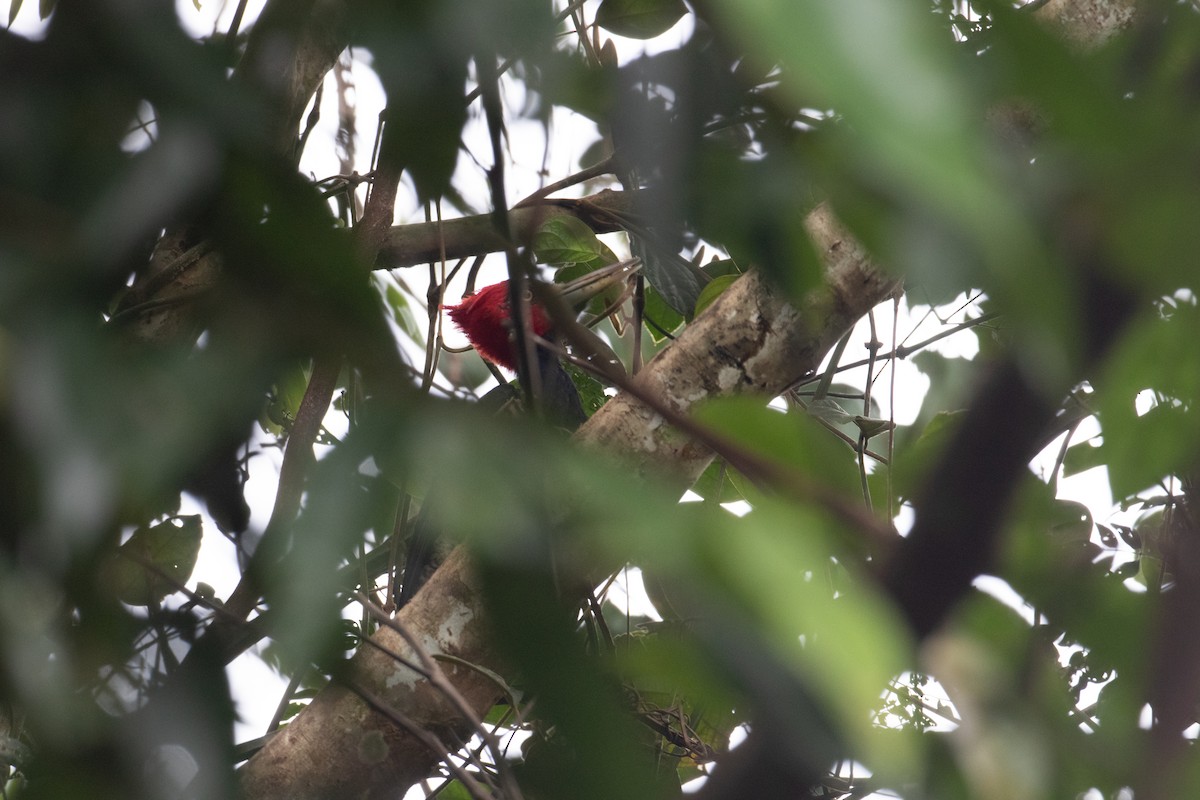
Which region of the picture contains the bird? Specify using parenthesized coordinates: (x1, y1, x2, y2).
(442, 258, 641, 427)
(444, 280, 551, 372)
(445, 280, 585, 429)
(395, 258, 641, 607)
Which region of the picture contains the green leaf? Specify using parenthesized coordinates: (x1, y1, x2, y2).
(1001, 479, 1147, 686)
(686, 147, 823, 303)
(1046, 500, 1093, 545)
(563, 362, 609, 418)
(533, 216, 616, 268)
(639, 246, 704, 317)
(431, 781, 474, 800)
(690, 459, 744, 505)
(853, 416, 895, 440)
(1096, 305, 1200, 500)
(642, 285, 684, 342)
(613, 630, 741, 760)
(891, 410, 964, 503)
(8, 0, 24, 26)
(695, 500, 918, 781)
(102, 516, 203, 606)
(700, 258, 741, 279)
(578, 137, 611, 169)
(596, 0, 687, 40)
(708, 0, 1041, 318)
(261, 360, 311, 436)
(1108, 402, 1194, 500)
(1061, 437, 1105, 478)
(383, 281, 422, 343)
(693, 396, 860, 496)
(354, 6, 472, 203)
(805, 396, 854, 426)
(692, 273, 737, 317)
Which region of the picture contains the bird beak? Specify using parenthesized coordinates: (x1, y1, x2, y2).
(555, 257, 642, 311)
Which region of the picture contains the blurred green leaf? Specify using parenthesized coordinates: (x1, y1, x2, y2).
(262, 359, 311, 436)
(694, 396, 860, 496)
(711, 0, 1006, 222)
(661, 499, 917, 782)
(350, 5, 470, 203)
(1104, 401, 1196, 500)
(614, 630, 741, 760)
(260, 428, 397, 670)
(891, 410, 963, 503)
(1129, 510, 1171, 593)
(102, 516, 202, 606)
(708, 0, 1062, 339)
(1061, 437, 1104, 478)
(483, 562, 670, 800)
(1002, 479, 1149, 686)
(686, 146, 824, 302)
(432, 780, 474, 800)
(579, 137, 611, 169)
(383, 281, 423, 344)
(1096, 305, 1200, 499)
(596, 0, 687, 40)
(689, 459, 744, 505)
(700, 258, 741, 280)
(1047, 499, 1093, 546)
(908, 350, 977, 434)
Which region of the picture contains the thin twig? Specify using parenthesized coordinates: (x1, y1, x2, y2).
(218, 355, 342, 624)
(477, 52, 543, 417)
(513, 156, 617, 209)
(791, 310, 1000, 391)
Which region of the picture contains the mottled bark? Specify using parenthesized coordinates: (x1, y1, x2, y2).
(575, 204, 899, 490)
(1037, 0, 1142, 46)
(238, 548, 498, 800)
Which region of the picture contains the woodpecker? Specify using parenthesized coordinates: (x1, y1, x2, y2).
(396, 258, 641, 606)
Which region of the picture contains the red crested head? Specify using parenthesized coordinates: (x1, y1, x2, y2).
(446, 281, 551, 371)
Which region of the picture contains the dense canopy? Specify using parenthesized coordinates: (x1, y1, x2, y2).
(2, 1, 1199, 799)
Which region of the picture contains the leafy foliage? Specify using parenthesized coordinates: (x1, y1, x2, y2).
(596, 0, 688, 40)
(100, 516, 203, 606)
(6, 0, 1200, 799)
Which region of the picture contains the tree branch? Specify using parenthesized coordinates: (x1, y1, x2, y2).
(237, 203, 902, 797)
